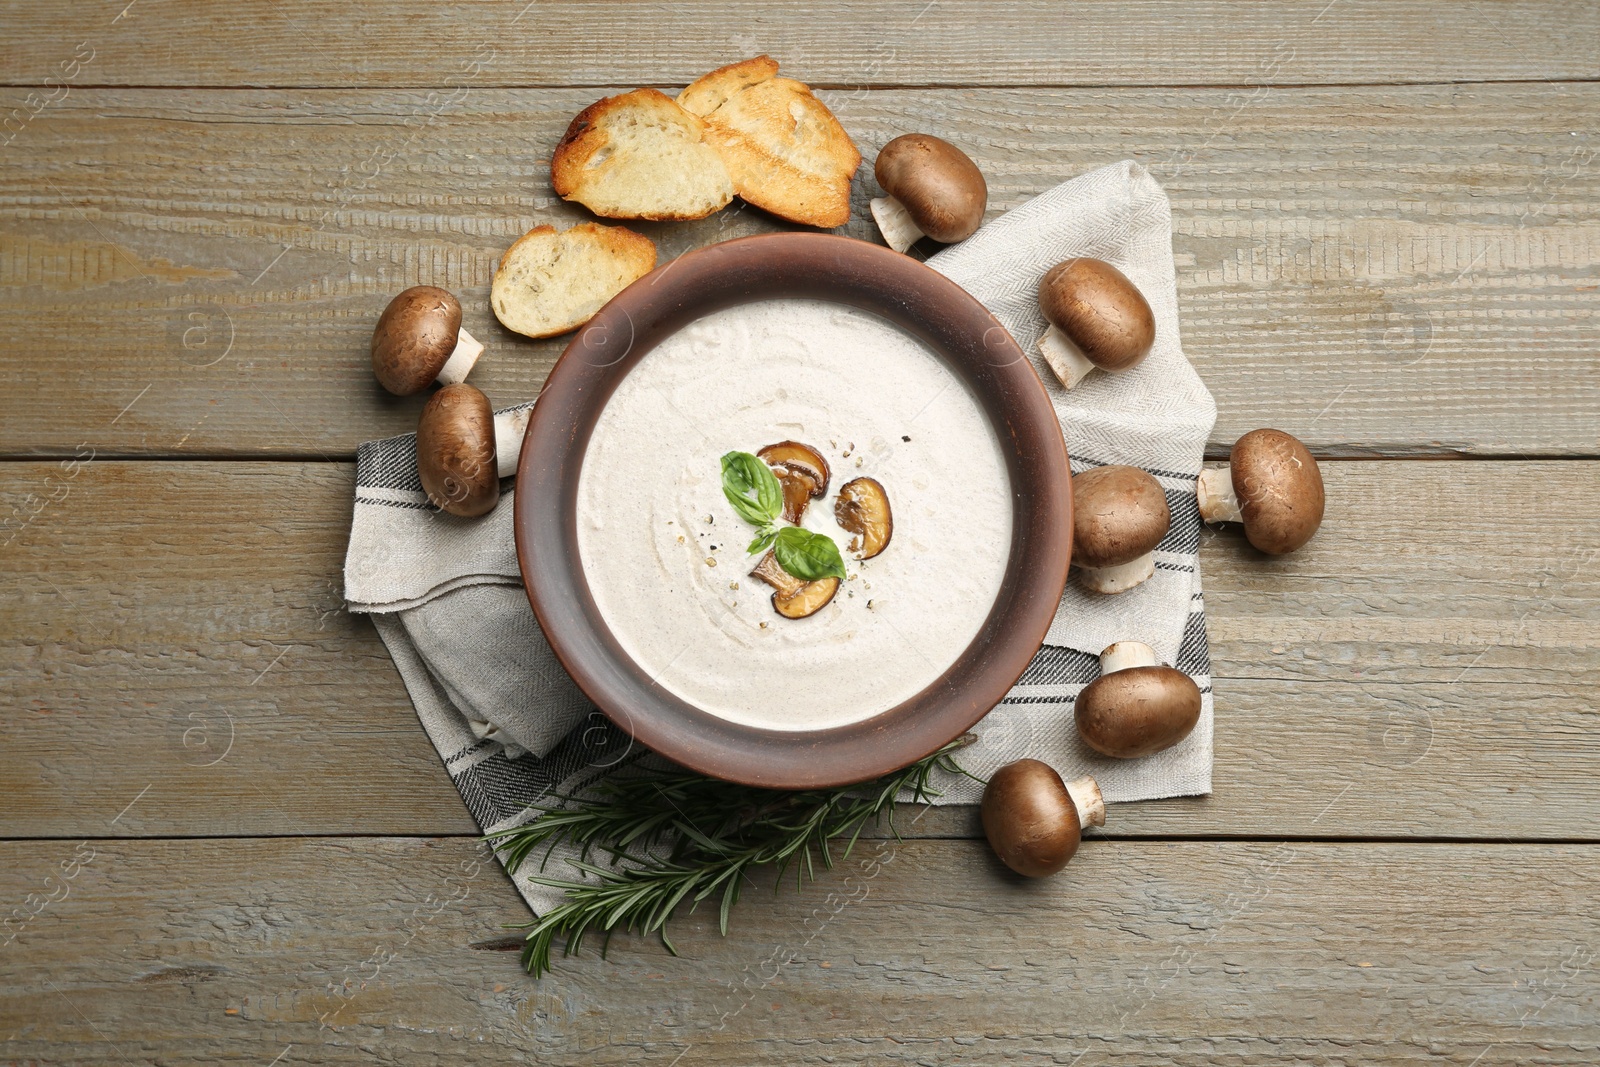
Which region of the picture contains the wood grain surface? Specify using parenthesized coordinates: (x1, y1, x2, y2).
(4, 2, 1598, 1061)
(0, 0, 1595, 87)
(2, 836, 1595, 1064)
(5, 459, 1595, 840)
(1, 83, 1597, 458)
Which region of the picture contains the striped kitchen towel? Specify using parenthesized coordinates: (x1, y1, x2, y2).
(343, 159, 1217, 911)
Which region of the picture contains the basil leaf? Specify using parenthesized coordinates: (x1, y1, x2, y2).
(772, 525, 848, 582)
(720, 451, 783, 528)
(747, 527, 778, 555)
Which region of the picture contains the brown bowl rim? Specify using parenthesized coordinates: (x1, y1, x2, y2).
(514, 232, 1071, 789)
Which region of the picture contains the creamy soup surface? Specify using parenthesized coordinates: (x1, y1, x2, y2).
(575, 299, 1013, 731)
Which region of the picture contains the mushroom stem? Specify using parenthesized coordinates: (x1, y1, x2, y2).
(1077, 553, 1156, 595)
(1196, 466, 1243, 523)
(493, 407, 531, 479)
(1064, 775, 1106, 829)
(1100, 640, 1159, 675)
(869, 195, 926, 254)
(434, 327, 485, 386)
(1037, 325, 1097, 390)
(750, 551, 804, 599)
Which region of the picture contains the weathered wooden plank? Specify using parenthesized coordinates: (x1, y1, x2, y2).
(0, 1, 1595, 88)
(2, 84, 1596, 458)
(0, 460, 463, 837)
(2, 836, 1595, 1064)
(3, 459, 1596, 840)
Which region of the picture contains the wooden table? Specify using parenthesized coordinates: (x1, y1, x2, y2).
(3, 3, 1597, 1062)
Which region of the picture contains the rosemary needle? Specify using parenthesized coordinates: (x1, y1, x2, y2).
(487, 735, 978, 977)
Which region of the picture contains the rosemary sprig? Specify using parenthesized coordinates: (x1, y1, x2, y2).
(488, 735, 976, 976)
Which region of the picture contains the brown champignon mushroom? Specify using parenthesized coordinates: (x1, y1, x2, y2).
(980, 760, 1105, 878)
(1075, 641, 1202, 759)
(1071, 465, 1171, 594)
(371, 285, 486, 396)
(1196, 428, 1325, 554)
(749, 550, 840, 620)
(757, 440, 830, 524)
(1036, 258, 1156, 391)
(834, 477, 893, 559)
(415, 384, 530, 517)
(870, 134, 988, 254)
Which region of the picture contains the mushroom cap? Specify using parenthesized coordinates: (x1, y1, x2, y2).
(834, 476, 893, 560)
(1037, 258, 1156, 373)
(773, 577, 840, 619)
(873, 134, 988, 244)
(758, 440, 831, 524)
(1075, 664, 1202, 759)
(372, 285, 464, 396)
(980, 759, 1082, 878)
(1071, 465, 1171, 569)
(416, 382, 499, 517)
(1230, 428, 1325, 554)
(749, 550, 839, 619)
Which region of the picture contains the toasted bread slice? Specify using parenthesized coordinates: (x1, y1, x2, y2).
(677, 56, 861, 229)
(491, 222, 656, 340)
(677, 54, 780, 116)
(551, 88, 734, 221)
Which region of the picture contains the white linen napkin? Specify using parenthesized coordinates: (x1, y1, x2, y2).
(344, 160, 1216, 908)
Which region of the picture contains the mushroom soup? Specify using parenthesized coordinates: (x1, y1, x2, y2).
(575, 298, 1013, 731)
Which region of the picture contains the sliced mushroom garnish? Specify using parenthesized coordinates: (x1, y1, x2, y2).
(749, 550, 839, 619)
(834, 477, 893, 559)
(757, 440, 830, 523)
